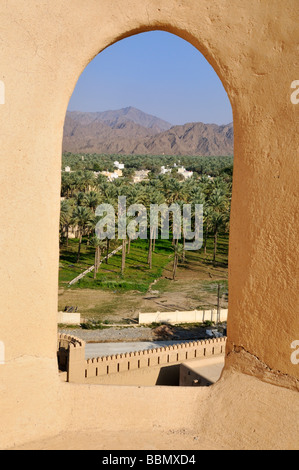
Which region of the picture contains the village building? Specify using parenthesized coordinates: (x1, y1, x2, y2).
(133, 169, 150, 183)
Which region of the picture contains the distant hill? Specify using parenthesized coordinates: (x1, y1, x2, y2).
(133, 121, 234, 156)
(66, 107, 172, 132)
(63, 107, 233, 156)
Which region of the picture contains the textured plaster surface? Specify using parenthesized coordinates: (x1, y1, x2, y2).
(11, 371, 299, 450)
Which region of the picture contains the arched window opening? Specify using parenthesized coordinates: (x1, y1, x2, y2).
(57, 31, 233, 388)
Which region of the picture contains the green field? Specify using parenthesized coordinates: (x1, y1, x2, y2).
(59, 237, 175, 293)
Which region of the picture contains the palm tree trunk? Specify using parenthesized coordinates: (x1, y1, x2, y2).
(172, 239, 179, 280)
(204, 225, 208, 256)
(121, 238, 126, 275)
(94, 247, 98, 279)
(148, 239, 152, 268)
(213, 228, 218, 265)
(98, 247, 102, 271)
(127, 237, 131, 254)
(106, 238, 110, 264)
(148, 238, 153, 269)
(172, 254, 178, 280)
(66, 224, 69, 250)
(77, 232, 82, 263)
(148, 228, 155, 269)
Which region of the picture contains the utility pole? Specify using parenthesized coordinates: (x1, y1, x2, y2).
(217, 283, 221, 324)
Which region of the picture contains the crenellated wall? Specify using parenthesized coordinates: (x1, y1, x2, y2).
(58, 333, 226, 385)
(57, 334, 86, 382)
(85, 337, 226, 386)
(85, 337, 226, 380)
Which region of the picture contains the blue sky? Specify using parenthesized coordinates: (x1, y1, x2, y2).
(68, 31, 232, 126)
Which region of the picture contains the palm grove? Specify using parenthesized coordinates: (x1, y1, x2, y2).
(60, 153, 232, 284)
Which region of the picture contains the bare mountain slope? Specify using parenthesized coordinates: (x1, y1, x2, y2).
(67, 107, 172, 132)
(63, 113, 158, 154)
(63, 108, 233, 156)
(133, 121, 233, 156)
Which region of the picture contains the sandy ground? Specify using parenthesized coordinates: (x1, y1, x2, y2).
(58, 323, 223, 344)
(58, 255, 228, 323)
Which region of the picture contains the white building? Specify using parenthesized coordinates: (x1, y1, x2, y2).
(160, 166, 172, 175)
(100, 169, 123, 182)
(114, 161, 125, 170)
(178, 166, 193, 179)
(133, 170, 150, 183)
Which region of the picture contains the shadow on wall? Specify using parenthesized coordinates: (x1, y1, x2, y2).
(156, 364, 180, 385)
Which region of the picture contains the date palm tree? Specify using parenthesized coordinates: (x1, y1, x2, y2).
(121, 237, 127, 276)
(208, 188, 230, 265)
(84, 191, 101, 213)
(91, 236, 106, 279)
(74, 191, 87, 207)
(203, 205, 213, 256)
(165, 178, 186, 205)
(172, 240, 184, 281)
(71, 206, 94, 262)
(210, 211, 229, 265)
(80, 171, 96, 193)
(60, 199, 72, 249)
(136, 187, 165, 270)
(61, 173, 72, 198)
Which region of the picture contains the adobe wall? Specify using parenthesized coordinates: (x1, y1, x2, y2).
(85, 337, 226, 385)
(0, 0, 298, 450)
(57, 312, 81, 325)
(57, 334, 226, 386)
(179, 356, 225, 387)
(139, 308, 228, 324)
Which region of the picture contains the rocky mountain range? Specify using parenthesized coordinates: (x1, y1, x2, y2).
(63, 107, 233, 156)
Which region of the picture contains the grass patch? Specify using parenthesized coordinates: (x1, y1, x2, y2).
(64, 238, 174, 293)
(57, 323, 80, 329)
(80, 320, 110, 330)
(59, 238, 99, 286)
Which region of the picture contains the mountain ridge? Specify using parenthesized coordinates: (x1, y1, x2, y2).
(63, 107, 233, 156)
